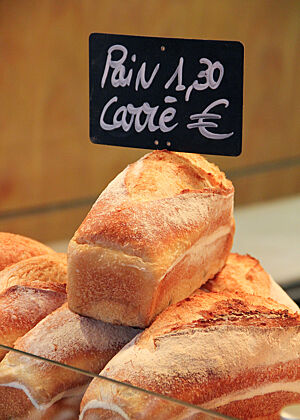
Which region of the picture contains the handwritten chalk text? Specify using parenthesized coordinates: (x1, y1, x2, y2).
(99, 44, 232, 140)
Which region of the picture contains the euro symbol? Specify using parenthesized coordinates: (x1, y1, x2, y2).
(187, 99, 234, 140)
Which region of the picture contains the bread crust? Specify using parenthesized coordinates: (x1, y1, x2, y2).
(0, 232, 54, 271)
(17, 395, 83, 420)
(68, 151, 234, 327)
(204, 253, 271, 296)
(0, 303, 140, 419)
(202, 253, 299, 312)
(0, 285, 66, 361)
(80, 291, 300, 420)
(0, 252, 68, 361)
(0, 253, 67, 294)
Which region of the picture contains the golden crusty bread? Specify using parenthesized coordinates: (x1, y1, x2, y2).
(0, 252, 68, 360)
(68, 150, 234, 327)
(202, 253, 299, 312)
(0, 285, 66, 361)
(0, 303, 140, 419)
(0, 232, 54, 271)
(0, 253, 67, 294)
(80, 291, 300, 420)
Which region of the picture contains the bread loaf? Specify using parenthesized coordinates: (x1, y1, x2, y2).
(0, 253, 67, 294)
(0, 285, 66, 361)
(0, 240, 68, 360)
(0, 303, 140, 419)
(68, 150, 234, 327)
(0, 232, 54, 271)
(80, 291, 300, 420)
(202, 253, 299, 312)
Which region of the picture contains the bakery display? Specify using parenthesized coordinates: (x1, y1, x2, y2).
(202, 253, 299, 312)
(0, 152, 298, 419)
(80, 290, 300, 420)
(68, 150, 235, 327)
(0, 303, 140, 419)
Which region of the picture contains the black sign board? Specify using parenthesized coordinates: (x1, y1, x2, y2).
(89, 33, 244, 156)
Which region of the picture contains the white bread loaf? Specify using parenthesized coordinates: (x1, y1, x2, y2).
(80, 291, 300, 420)
(68, 150, 234, 327)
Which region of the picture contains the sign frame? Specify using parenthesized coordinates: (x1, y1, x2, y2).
(89, 33, 244, 156)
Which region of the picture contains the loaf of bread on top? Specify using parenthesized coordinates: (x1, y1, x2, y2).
(68, 150, 235, 327)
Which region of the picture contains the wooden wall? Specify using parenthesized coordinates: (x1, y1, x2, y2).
(0, 0, 299, 243)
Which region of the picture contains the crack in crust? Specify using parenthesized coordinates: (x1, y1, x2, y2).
(139, 290, 300, 344)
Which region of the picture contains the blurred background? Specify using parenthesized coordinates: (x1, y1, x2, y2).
(0, 1, 299, 293)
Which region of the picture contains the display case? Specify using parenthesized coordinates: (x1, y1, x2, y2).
(0, 1, 299, 419)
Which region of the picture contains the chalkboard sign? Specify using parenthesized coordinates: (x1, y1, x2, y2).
(89, 33, 244, 156)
